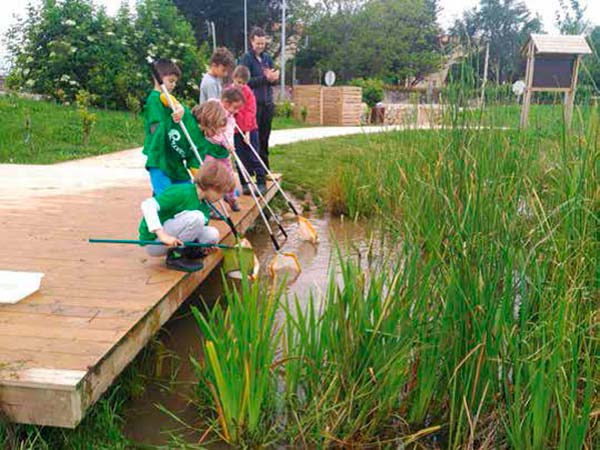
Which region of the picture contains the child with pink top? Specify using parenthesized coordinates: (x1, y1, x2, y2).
(191, 91, 244, 211)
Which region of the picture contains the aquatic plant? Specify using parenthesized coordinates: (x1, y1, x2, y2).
(194, 73, 598, 448)
(191, 275, 283, 447)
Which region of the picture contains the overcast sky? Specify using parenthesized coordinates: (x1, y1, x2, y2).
(2, 0, 600, 70)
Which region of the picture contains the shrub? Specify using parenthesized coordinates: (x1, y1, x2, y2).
(4, 0, 207, 110)
(350, 78, 384, 107)
(275, 100, 294, 118)
(75, 89, 97, 145)
(300, 105, 308, 122)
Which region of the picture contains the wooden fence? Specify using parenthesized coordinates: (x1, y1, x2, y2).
(293, 85, 362, 126)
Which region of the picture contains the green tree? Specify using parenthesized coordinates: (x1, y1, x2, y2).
(555, 0, 590, 35)
(134, 0, 207, 101)
(584, 26, 600, 89)
(172, 0, 309, 56)
(5, 0, 205, 108)
(296, 0, 440, 83)
(451, 0, 542, 83)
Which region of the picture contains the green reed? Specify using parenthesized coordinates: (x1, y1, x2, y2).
(193, 77, 597, 447)
(191, 275, 283, 447)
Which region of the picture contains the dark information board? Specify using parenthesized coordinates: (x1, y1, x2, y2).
(532, 55, 574, 89)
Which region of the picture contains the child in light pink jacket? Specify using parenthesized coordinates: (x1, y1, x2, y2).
(192, 97, 242, 211)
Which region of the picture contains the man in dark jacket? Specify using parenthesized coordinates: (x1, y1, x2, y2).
(240, 27, 279, 169)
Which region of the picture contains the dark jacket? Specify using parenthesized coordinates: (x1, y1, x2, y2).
(240, 51, 276, 105)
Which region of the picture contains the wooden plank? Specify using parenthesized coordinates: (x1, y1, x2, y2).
(0, 177, 279, 428)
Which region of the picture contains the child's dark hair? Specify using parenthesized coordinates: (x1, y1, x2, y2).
(210, 47, 235, 69)
(152, 59, 182, 80)
(249, 27, 266, 40)
(232, 65, 250, 83)
(221, 86, 245, 104)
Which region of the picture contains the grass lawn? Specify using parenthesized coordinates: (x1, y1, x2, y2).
(0, 94, 142, 164)
(0, 95, 310, 164)
(271, 115, 312, 130)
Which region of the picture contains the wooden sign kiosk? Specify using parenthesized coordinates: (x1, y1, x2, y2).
(520, 34, 592, 128)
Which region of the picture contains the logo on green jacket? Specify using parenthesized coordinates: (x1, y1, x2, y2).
(168, 129, 186, 159)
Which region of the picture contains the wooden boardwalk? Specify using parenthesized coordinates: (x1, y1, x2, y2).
(0, 180, 277, 428)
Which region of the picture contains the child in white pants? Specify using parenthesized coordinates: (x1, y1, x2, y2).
(138, 160, 236, 272)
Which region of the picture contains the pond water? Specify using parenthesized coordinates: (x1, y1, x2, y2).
(122, 213, 370, 446)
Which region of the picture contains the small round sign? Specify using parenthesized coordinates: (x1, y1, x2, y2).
(324, 70, 336, 87)
(512, 80, 526, 96)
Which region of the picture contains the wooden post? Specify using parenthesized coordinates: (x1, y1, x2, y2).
(564, 55, 581, 129)
(520, 41, 535, 129)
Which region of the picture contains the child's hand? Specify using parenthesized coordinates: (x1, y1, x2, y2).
(244, 131, 250, 144)
(172, 105, 184, 123)
(156, 229, 182, 248)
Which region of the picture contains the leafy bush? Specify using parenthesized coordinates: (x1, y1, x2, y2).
(5, 0, 208, 110)
(300, 105, 308, 122)
(75, 89, 97, 144)
(275, 100, 294, 118)
(350, 78, 384, 107)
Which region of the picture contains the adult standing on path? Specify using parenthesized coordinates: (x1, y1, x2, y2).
(240, 27, 279, 169)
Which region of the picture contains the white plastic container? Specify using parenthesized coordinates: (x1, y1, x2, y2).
(0, 271, 45, 304)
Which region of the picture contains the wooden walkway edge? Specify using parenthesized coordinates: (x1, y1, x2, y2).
(0, 181, 278, 428)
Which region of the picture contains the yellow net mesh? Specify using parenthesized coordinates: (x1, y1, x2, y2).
(297, 216, 318, 244)
(268, 252, 301, 282)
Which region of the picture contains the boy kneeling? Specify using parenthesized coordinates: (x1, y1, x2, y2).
(139, 160, 235, 272)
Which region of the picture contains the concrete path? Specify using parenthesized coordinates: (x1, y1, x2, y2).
(0, 125, 405, 201)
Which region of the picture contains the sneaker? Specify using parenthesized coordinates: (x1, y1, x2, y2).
(225, 197, 241, 212)
(182, 242, 208, 260)
(242, 184, 252, 196)
(166, 249, 204, 273)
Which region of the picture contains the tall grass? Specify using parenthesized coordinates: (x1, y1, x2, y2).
(195, 79, 598, 447)
(322, 84, 598, 447)
(191, 275, 283, 447)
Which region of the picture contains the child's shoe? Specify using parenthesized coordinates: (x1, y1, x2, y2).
(166, 248, 204, 272)
(225, 196, 241, 212)
(242, 184, 252, 196)
(182, 242, 208, 260)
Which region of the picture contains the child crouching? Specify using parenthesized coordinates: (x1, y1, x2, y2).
(138, 160, 235, 272)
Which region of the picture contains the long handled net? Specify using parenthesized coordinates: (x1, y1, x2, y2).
(234, 123, 318, 244)
(228, 137, 301, 281)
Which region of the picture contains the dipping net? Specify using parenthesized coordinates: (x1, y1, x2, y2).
(268, 252, 301, 282)
(297, 216, 318, 244)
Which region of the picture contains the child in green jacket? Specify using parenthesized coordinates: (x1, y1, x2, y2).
(142, 59, 204, 195)
(139, 160, 236, 272)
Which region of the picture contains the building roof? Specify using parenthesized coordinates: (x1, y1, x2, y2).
(523, 34, 592, 56)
